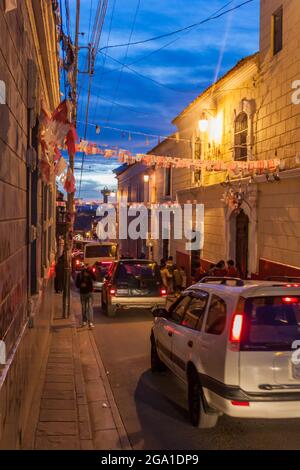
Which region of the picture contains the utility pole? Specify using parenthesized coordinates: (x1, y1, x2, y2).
(63, 0, 81, 318)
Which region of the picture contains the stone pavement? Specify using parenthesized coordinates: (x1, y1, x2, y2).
(31, 292, 131, 450)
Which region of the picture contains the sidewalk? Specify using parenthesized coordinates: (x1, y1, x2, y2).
(32, 292, 131, 450)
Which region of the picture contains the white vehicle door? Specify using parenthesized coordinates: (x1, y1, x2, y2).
(155, 295, 191, 371)
(198, 294, 228, 384)
(239, 295, 300, 393)
(170, 291, 210, 382)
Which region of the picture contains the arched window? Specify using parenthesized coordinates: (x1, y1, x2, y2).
(234, 112, 248, 161)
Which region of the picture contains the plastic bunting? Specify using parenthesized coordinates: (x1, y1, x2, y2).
(38, 100, 78, 192)
(63, 167, 76, 194)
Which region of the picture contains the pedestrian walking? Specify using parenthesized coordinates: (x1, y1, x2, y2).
(76, 267, 95, 328)
(54, 254, 64, 293)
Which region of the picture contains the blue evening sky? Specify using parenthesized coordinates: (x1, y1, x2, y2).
(63, 0, 260, 200)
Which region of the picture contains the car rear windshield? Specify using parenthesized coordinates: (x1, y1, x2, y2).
(242, 296, 300, 350)
(85, 244, 117, 258)
(116, 262, 161, 286)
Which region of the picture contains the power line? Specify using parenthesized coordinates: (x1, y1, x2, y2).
(78, 0, 109, 197)
(105, 0, 141, 124)
(92, 0, 117, 124)
(80, 84, 152, 115)
(99, 50, 196, 94)
(127, 0, 236, 67)
(99, 0, 255, 53)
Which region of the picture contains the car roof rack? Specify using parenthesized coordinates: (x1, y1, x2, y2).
(199, 277, 245, 287)
(266, 276, 300, 283)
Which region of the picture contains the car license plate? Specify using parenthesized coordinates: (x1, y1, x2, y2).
(117, 289, 129, 295)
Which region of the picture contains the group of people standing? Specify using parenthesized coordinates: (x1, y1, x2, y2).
(194, 259, 239, 282)
(160, 257, 187, 295)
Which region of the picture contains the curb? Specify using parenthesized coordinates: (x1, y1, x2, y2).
(88, 331, 132, 451)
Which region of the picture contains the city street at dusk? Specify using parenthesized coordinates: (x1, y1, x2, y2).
(1, 0, 300, 461)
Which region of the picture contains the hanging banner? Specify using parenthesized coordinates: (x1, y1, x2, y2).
(55, 156, 67, 176)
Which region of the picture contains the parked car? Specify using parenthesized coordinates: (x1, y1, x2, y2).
(101, 259, 167, 316)
(151, 277, 300, 429)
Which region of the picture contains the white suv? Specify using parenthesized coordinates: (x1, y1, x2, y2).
(150, 277, 300, 428)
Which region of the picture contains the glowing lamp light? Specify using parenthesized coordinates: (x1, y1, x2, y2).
(198, 112, 208, 133)
(143, 174, 150, 183)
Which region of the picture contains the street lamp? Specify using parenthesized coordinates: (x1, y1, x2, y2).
(143, 174, 149, 183)
(198, 111, 209, 133)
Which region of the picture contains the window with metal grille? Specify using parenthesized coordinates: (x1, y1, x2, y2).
(273, 6, 283, 55)
(234, 112, 248, 161)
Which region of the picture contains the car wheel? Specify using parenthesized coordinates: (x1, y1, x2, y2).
(151, 337, 166, 372)
(101, 294, 107, 312)
(188, 374, 218, 429)
(106, 305, 117, 317)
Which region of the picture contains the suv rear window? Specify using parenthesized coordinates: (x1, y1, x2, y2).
(242, 296, 300, 350)
(116, 262, 162, 287)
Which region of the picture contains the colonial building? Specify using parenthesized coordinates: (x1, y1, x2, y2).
(0, 1, 60, 448)
(162, 0, 300, 281)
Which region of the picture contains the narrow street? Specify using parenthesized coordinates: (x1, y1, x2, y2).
(91, 295, 300, 450)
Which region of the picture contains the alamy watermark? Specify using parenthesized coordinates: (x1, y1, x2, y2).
(292, 340, 300, 366)
(291, 80, 300, 105)
(96, 199, 204, 251)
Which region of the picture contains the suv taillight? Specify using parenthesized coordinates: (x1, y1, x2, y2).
(110, 288, 116, 296)
(229, 297, 245, 351)
(160, 288, 167, 296)
(230, 313, 244, 344)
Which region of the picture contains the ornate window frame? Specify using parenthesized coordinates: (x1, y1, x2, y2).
(233, 99, 256, 161)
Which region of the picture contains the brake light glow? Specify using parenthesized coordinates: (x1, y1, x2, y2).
(282, 297, 299, 304)
(92, 267, 96, 273)
(160, 288, 167, 296)
(76, 260, 80, 265)
(230, 313, 244, 343)
(231, 401, 249, 407)
(109, 288, 116, 296)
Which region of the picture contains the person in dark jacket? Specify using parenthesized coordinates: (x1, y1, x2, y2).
(55, 254, 64, 293)
(76, 268, 95, 328)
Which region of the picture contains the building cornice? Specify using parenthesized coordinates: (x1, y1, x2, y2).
(25, 0, 60, 110)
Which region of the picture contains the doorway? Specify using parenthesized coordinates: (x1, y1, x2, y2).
(235, 209, 249, 278)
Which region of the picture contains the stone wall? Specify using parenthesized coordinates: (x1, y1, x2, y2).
(0, 1, 59, 448)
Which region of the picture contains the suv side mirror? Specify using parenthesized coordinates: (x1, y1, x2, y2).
(152, 307, 169, 318)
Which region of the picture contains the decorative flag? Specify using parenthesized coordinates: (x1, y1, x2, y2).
(63, 167, 76, 194)
(55, 157, 67, 177)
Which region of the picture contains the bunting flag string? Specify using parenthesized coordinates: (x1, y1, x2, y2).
(39, 99, 78, 193)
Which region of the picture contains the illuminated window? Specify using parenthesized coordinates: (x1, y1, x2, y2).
(234, 112, 248, 161)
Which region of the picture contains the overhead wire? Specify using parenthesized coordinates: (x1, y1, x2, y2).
(99, 0, 255, 53)
(104, 0, 141, 125)
(78, 0, 109, 197)
(91, 0, 117, 124)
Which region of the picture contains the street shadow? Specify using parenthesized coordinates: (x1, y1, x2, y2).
(130, 369, 194, 449)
